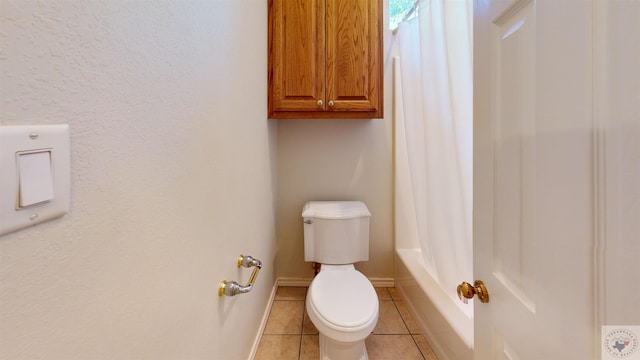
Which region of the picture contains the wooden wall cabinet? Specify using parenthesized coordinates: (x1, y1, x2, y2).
(268, 0, 383, 119)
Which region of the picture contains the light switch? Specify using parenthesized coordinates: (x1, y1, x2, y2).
(0, 125, 70, 236)
(18, 151, 55, 207)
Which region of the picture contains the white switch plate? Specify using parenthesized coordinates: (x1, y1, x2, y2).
(0, 125, 70, 236)
(18, 150, 56, 207)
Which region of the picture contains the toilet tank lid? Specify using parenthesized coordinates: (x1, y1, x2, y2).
(302, 201, 371, 219)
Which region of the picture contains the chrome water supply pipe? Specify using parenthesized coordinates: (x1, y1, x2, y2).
(218, 254, 262, 297)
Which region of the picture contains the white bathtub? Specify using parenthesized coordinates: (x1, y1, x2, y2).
(393, 56, 473, 360)
(394, 249, 473, 360)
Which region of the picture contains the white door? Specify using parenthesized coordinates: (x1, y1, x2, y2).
(472, 0, 595, 358)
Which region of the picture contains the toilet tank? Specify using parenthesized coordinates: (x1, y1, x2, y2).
(302, 201, 371, 264)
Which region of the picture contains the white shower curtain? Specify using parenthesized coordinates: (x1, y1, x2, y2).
(395, 0, 473, 300)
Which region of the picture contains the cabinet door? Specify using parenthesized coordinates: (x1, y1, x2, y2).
(268, 0, 325, 115)
(325, 0, 382, 117)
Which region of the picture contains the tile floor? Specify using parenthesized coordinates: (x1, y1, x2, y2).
(254, 286, 438, 360)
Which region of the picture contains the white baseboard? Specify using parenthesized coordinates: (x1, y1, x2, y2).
(276, 277, 312, 287)
(275, 277, 395, 288)
(249, 279, 279, 360)
(368, 277, 395, 287)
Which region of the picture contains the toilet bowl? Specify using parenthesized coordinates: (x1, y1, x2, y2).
(306, 265, 378, 360)
(302, 201, 378, 359)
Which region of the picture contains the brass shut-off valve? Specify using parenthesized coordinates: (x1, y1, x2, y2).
(218, 255, 262, 297)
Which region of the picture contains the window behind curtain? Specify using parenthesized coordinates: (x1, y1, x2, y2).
(389, 0, 416, 30)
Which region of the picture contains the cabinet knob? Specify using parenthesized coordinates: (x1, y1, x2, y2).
(328, 100, 334, 107)
(317, 100, 323, 107)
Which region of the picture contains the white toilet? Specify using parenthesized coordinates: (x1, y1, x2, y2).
(302, 201, 379, 360)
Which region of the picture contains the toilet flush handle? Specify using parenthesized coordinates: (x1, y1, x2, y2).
(304, 219, 313, 224)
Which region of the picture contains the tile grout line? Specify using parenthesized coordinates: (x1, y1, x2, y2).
(390, 296, 428, 359)
(409, 332, 428, 360)
(391, 299, 411, 334)
(394, 297, 436, 360)
(297, 297, 304, 360)
(392, 297, 421, 335)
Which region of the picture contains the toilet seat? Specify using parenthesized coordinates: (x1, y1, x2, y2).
(307, 265, 378, 342)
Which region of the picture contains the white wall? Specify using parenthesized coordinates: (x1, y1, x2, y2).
(0, 1, 276, 359)
(276, 118, 393, 280)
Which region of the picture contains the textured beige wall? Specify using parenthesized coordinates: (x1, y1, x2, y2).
(0, 1, 276, 359)
(276, 118, 394, 280)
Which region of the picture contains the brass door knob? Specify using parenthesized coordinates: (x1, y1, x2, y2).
(457, 280, 490, 304)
